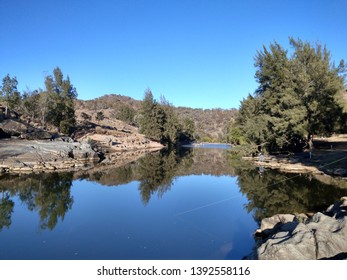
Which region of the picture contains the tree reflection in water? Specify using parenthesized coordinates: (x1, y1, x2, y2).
(0, 148, 346, 231)
(136, 148, 193, 204)
(230, 159, 347, 223)
(0, 172, 74, 230)
(0, 193, 14, 232)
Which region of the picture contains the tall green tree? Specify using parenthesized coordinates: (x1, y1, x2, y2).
(0, 74, 21, 112)
(139, 89, 166, 142)
(290, 38, 346, 137)
(21, 88, 41, 120)
(234, 38, 346, 153)
(180, 117, 195, 143)
(44, 67, 77, 134)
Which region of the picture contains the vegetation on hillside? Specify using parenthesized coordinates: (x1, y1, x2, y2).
(229, 38, 347, 155)
(0, 67, 78, 135)
(75, 93, 236, 142)
(138, 89, 194, 145)
(3, 37, 345, 150)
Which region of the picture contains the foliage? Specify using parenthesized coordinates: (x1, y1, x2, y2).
(179, 117, 196, 143)
(175, 106, 237, 142)
(233, 38, 347, 154)
(0, 74, 21, 111)
(95, 111, 105, 122)
(138, 89, 193, 145)
(43, 67, 77, 134)
(75, 94, 236, 142)
(21, 89, 41, 120)
(115, 104, 135, 124)
(1, 68, 78, 135)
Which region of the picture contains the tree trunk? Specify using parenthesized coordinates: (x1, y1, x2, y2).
(308, 134, 314, 150)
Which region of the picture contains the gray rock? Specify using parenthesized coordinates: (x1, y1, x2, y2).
(256, 199, 347, 260)
(255, 214, 295, 238)
(20, 130, 52, 140)
(0, 119, 29, 136)
(0, 139, 101, 173)
(260, 214, 295, 232)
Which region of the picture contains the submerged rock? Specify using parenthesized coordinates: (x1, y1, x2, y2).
(255, 197, 347, 260)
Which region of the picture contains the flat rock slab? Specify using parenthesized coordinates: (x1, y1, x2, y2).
(0, 139, 99, 172)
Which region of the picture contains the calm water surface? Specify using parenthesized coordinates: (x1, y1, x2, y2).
(0, 147, 346, 259)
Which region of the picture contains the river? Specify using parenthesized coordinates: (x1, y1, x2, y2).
(0, 145, 346, 259)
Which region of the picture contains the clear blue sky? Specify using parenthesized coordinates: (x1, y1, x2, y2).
(1, 0, 346, 109)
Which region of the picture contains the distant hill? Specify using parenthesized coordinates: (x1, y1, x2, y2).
(75, 94, 237, 142)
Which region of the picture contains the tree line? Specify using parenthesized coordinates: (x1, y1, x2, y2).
(138, 89, 195, 145)
(0, 68, 195, 144)
(0, 67, 77, 135)
(228, 38, 347, 155)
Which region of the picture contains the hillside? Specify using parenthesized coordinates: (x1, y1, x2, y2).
(75, 94, 237, 142)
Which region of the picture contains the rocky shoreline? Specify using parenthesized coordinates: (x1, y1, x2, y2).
(243, 154, 347, 179)
(251, 197, 347, 260)
(0, 138, 163, 174)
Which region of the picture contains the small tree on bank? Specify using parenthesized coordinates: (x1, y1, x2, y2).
(0, 74, 21, 114)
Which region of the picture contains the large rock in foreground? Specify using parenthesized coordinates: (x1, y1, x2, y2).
(256, 197, 347, 260)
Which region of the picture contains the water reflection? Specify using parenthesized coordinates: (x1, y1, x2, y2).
(230, 159, 347, 222)
(0, 193, 14, 231)
(0, 173, 73, 230)
(137, 149, 193, 204)
(78, 149, 193, 204)
(0, 148, 346, 233)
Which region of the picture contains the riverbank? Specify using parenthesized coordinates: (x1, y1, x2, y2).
(242, 135, 347, 179)
(0, 137, 163, 174)
(0, 111, 165, 174)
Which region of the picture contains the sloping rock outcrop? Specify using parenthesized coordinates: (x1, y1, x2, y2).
(0, 139, 100, 173)
(254, 197, 347, 260)
(0, 119, 52, 139)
